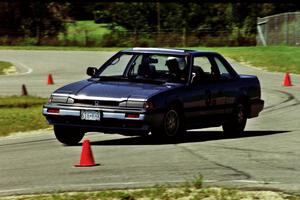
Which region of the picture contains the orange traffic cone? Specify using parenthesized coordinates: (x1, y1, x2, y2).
(47, 73, 54, 85)
(21, 84, 28, 96)
(75, 139, 99, 167)
(282, 72, 292, 86)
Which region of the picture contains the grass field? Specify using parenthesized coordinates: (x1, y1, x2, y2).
(0, 61, 13, 75)
(58, 21, 111, 45)
(0, 45, 122, 51)
(0, 96, 49, 136)
(201, 46, 300, 74)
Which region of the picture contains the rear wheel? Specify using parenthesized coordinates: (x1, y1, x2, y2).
(151, 107, 185, 140)
(222, 103, 247, 136)
(54, 125, 85, 145)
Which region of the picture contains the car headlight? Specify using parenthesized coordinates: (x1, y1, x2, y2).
(126, 101, 145, 108)
(67, 97, 74, 104)
(48, 95, 69, 103)
(119, 100, 146, 108)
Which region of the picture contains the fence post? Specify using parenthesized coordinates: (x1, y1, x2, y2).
(156, 2, 160, 33)
(182, 27, 186, 47)
(257, 17, 267, 46)
(293, 12, 296, 45)
(285, 13, 289, 45)
(84, 30, 88, 46)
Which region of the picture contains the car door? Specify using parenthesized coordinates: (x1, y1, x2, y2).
(184, 55, 224, 126)
(211, 54, 239, 115)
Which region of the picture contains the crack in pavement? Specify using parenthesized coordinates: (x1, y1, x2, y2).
(176, 144, 252, 180)
(250, 157, 298, 171)
(209, 144, 298, 157)
(0, 138, 56, 147)
(211, 144, 299, 171)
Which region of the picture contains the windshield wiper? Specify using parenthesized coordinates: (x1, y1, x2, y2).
(98, 76, 128, 81)
(128, 77, 165, 84)
(97, 76, 165, 85)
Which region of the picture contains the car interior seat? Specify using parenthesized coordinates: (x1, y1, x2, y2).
(166, 58, 181, 80)
(137, 57, 156, 78)
(191, 65, 205, 83)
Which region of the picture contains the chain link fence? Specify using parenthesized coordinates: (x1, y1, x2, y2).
(0, 24, 258, 47)
(97, 29, 255, 47)
(0, 30, 256, 47)
(257, 12, 300, 46)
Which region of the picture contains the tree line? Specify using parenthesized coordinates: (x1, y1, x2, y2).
(0, 2, 299, 46)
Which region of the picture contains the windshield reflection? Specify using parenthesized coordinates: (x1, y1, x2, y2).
(98, 53, 189, 84)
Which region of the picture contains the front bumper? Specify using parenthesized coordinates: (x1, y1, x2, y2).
(43, 104, 163, 135)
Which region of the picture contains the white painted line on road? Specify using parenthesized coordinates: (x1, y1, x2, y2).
(11, 60, 33, 75)
(0, 59, 33, 76)
(0, 179, 281, 195)
(230, 180, 281, 184)
(61, 180, 281, 188)
(0, 181, 185, 195)
(63, 180, 186, 188)
(0, 188, 28, 194)
(209, 179, 281, 184)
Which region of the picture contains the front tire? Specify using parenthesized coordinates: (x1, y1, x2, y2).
(151, 107, 185, 140)
(222, 104, 247, 136)
(54, 125, 85, 145)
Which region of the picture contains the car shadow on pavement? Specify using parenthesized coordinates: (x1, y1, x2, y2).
(88, 130, 290, 146)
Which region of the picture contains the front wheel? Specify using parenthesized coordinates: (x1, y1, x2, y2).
(54, 125, 85, 145)
(151, 108, 185, 140)
(222, 104, 247, 136)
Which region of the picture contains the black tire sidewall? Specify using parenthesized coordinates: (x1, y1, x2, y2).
(152, 107, 185, 140)
(222, 103, 247, 135)
(163, 109, 180, 137)
(54, 125, 84, 145)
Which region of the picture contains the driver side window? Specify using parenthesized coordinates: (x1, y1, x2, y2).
(128, 55, 142, 77)
(101, 54, 132, 76)
(192, 56, 214, 84)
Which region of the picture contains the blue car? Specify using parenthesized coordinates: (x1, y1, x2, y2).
(43, 48, 264, 145)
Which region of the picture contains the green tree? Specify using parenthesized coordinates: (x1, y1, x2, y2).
(0, 1, 70, 44)
(75, 2, 300, 46)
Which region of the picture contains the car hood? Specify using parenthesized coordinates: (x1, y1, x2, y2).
(54, 79, 180, 100)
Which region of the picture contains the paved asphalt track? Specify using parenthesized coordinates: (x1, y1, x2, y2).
(0, 50, 300, 196)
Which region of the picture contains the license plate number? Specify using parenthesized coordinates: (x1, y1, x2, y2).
(81, 110, 101, 121)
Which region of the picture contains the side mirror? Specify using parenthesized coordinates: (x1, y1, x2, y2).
(86, 67, 98, 77)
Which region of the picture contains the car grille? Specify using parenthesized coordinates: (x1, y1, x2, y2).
(74, 99, 119, 107)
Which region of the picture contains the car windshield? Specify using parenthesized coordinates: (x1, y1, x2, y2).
(97, 53, 189, 84)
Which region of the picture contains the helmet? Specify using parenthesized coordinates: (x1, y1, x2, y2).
(176, 57, 186, 70)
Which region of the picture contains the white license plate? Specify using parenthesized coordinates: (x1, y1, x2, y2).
(81, 110, 101, 121)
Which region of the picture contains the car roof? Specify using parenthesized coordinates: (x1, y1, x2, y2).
(121, 47, 218, 56)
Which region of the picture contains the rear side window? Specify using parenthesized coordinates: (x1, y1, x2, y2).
(214, 57, 233, 79)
